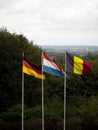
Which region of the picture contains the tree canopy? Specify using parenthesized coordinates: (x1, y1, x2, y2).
(0, 27, 98, 129)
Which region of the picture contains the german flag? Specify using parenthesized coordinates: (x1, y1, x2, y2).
(23, 59, 45, 79)
(66, 51, 92, 75)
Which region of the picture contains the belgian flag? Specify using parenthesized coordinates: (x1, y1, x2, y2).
(66, 51, 92, 75)
(23, 59, 45, 79)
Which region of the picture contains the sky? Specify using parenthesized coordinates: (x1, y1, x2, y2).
(0, 0, 98, 46)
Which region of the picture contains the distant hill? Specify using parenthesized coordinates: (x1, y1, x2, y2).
(40, 45, 98, 54)
(41, 45, 98, 50)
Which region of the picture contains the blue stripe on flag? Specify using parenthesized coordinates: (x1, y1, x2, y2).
(43, 65, 68, 78)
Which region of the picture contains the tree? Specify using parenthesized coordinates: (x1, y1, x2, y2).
(0, 27, 42, 112)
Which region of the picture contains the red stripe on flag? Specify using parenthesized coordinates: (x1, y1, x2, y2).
(23, 60, 42, 74)
(42, 52, 63, 72)
(83, 61, 92, 75)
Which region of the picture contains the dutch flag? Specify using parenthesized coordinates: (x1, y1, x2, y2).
(42, 52, 68, 78)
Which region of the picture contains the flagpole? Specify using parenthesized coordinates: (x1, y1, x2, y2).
(64, 51, 66, 130)
(22, 52, 24, 130)
(42, 52, 44, 130)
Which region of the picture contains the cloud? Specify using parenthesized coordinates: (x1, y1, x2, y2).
(0, 0, 98, 45)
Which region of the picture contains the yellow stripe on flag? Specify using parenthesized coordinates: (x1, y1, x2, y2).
(74, 56, 83, 74)
(23, 66, 45, 79)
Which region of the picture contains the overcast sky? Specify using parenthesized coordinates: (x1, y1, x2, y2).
(0, 0, 98, 46)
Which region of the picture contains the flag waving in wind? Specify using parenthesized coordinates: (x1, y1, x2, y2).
(42, 52, 67, 77)
(66, 51, 92, 75)
(23, 59, 45, 79)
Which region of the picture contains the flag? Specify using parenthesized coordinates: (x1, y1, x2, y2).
(66, 51, 92, 75)
(23, 59, 45, 79)
(42, 52, 68, 77)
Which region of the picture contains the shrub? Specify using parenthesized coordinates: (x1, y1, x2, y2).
(0, 122, 21, 130)
(0, 104, 22, 122)
(66, 117, 82, 130)
(24, 117, 42, 130)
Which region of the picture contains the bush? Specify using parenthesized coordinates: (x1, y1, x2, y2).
(0, 104, 22, 122)
(76, 96, 98, 121)
(24, 117, 42, 130)
(66, 117, 82, 130)
(0, 122, 21, 130)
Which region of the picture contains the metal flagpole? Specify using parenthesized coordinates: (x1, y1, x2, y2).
(64, 51, 66, 130)
(42, 52, 44, 130)
(22, 52, 24, 130)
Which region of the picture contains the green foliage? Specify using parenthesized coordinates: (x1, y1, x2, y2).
(0, 27, 42, 112)
(66, 117, 82, 130)
(44, 75, 64, 100)
(0, 104, 22, 122)
(24, 118, 42, 130)
(67, 95, 98, 121)
(44, 95, 64, 129)
(0, 122, 21, 130)
(0, 27, 98, 129)
(76, 96, 98, 121)
(24, 105, 42, 120)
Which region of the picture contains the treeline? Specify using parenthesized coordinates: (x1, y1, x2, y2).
(0, 27, 98, 130)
